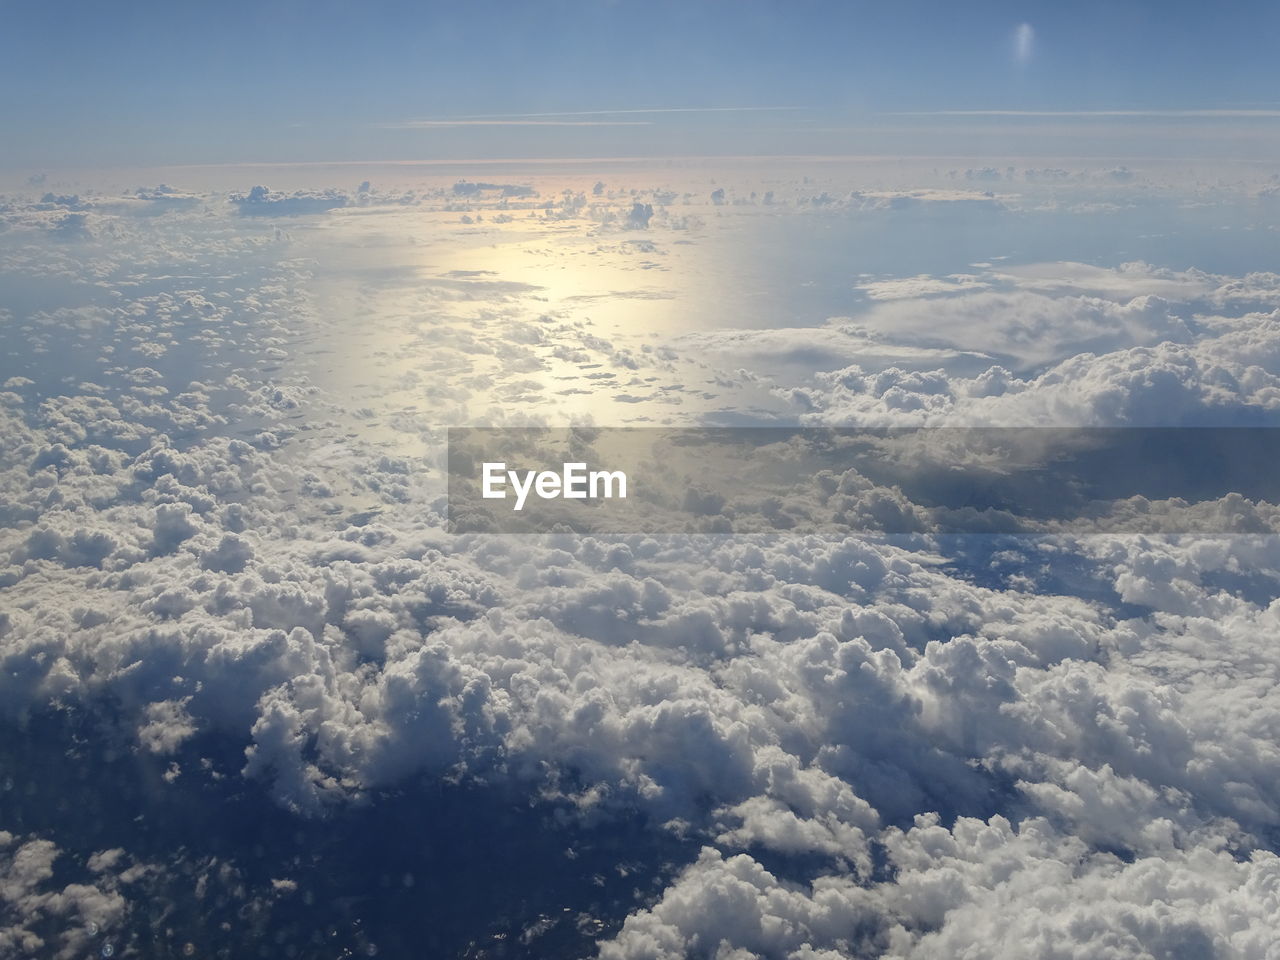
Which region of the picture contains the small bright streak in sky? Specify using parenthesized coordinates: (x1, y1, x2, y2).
(1015, 23, 1035, 64)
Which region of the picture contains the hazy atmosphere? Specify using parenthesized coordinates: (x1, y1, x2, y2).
(4, 3, 1280, 958)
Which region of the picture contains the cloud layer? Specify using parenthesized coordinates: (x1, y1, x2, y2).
(3, 164, 1280, 955)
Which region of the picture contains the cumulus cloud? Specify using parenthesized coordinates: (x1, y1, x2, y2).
(857, 274, 992, 301)
(230, 185, 349, 216)
(4, 167, 1280, 956)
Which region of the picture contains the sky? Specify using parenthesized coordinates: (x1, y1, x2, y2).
(4, 0, 1280, 166)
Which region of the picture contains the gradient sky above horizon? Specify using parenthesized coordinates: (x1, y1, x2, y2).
(3, 0, 1279, 168)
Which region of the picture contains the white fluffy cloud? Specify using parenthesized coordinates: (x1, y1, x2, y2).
(4, 171, 1280, 956)
(0, 832, 152, 960)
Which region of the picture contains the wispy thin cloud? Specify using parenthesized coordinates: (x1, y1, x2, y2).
(482, 106, 808, 118)
(882, 109, 1280, 118)
(1013, 23, 1034, 65)
(382, 105, 808, 130)
(383, 119, 652, 128)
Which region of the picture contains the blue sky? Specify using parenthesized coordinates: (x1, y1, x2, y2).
(3, 0, 1278, 167)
